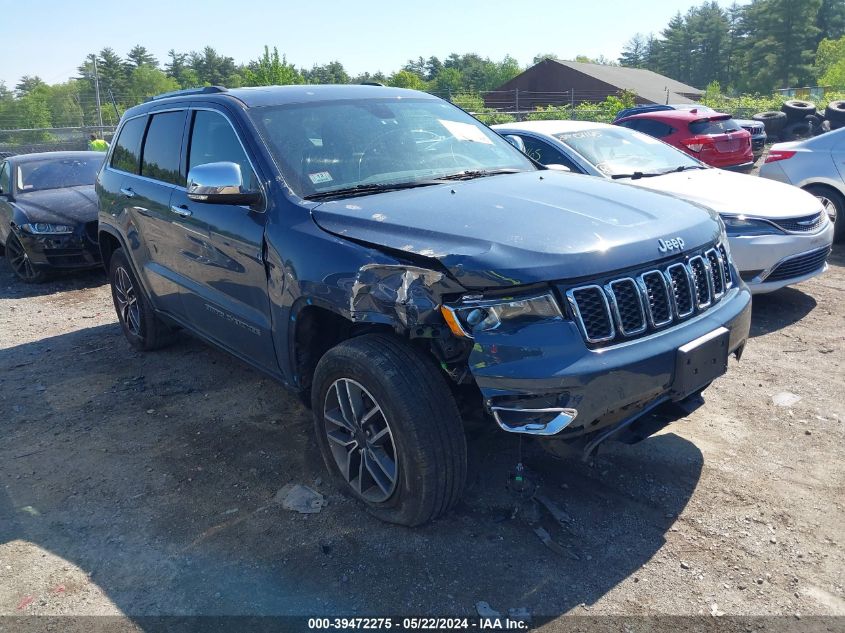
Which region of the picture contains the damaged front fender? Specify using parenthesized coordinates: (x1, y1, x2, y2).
(348, 263, 467, 329)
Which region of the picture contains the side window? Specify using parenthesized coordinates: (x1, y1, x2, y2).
(520, 136, 579, 171)
(111, 116, 147, 174)
(622, 119, 673, 138)
(0, 162, 10, 194)
(141, 111, 186, 185)
(188, 110, 256, 190)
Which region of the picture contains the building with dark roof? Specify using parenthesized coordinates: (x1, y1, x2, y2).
(483, 59, 703, 111)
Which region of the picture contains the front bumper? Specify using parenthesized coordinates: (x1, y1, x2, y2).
(729, 221, 834, 294)
(16, 221, 101, 270)
(468, 285, 752, 437)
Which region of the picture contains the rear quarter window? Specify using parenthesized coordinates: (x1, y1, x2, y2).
(111, 116, 147, 174)
(689, 119, 742, 135)
(619, 119, 675, 138)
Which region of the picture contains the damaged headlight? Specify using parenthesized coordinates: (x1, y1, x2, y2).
(440, 292, 563, 338)
(20, 223, 74, 234)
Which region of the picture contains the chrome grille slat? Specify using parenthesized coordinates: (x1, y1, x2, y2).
(638, 270, 673, 328)
(666, 263, 695, 318)
(718, 243, 733, 288)
(705, 248, 725, 298)
(607, 278, 647, 336)
(688, 255, 713, 309)
(566, 285, 615, 344)
(566, 242, 735, 347)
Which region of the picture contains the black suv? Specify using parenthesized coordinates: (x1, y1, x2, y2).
(97, 85, 752, 526)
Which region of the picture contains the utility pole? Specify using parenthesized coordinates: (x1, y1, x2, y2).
(93, 56, 104, 130)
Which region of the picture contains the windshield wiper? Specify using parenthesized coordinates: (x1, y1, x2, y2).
(610, 171, 665, 180)
(303, 180, 442, 201)
(669, 164, 708, 172)
(437, 168, 524, 181)
(611, 164, 708, 180)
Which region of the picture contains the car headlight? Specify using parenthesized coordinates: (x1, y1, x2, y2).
(440, 292, 563, 338)
(20, 222, 74, 234)
(721, 215, 783, 236)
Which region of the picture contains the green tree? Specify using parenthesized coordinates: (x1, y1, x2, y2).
(745, 0, 822, 90)
(387, 70, 427, 90)
(302, 61, 349, 84)
(244, 46, 303, 86)
(532, 53, 558, 64)
(127, 66, 179, 104)
(47, 81, 84, 127)
(15, 76, 46, 95)
(189, 47, 238, 85)
(431, 67, 463, 95)
(126, 45, 158, 69)
(816, 36, 845, 86)
(619, 34, 649, 68)
(817, 0, 845, 42)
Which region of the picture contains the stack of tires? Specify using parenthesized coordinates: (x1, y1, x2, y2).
(753, 100, 845, 143)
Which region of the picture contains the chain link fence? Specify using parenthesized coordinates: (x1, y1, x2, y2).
(0, 126, 116, 157)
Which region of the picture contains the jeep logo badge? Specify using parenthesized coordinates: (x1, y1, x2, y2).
(658, 237, 685, 253)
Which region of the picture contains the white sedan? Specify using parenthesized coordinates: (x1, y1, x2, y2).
(493, 120, 834, 294)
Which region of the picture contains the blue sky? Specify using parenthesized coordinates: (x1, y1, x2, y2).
(0, 0, 749, 88)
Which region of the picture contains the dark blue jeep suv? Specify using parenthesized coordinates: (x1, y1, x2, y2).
(96, 85, 752, 525)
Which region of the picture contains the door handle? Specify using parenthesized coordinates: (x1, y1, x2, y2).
(120, 187, 135, 198)
(170, 204, 192, 218)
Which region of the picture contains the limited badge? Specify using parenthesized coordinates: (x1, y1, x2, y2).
(308, 171, 333, 184)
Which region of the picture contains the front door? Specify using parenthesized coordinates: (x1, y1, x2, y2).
(168, 108, 276, 372)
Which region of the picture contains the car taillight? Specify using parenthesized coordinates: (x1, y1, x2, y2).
(765, 150, 796, 163)
(681, 136, 714, 153)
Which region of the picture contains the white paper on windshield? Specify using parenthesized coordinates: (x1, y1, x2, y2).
(438, 119, 493, 144)
(308, 171, 333, 184)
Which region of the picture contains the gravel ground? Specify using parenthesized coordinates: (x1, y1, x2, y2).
(0, 244, 843, 627)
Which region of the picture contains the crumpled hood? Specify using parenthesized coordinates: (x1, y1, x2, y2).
(312, 171, 721, 288)
(13, 185, 98, 225)
(628, 168, 822, 219)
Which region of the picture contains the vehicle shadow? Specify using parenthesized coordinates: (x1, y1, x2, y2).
(0, 257, 106, 299)
(749, 287, 817, 338)
(1, 323, 702, 620)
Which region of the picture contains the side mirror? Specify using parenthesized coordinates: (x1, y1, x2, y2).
(546, 163, 571, 172)
(187, 162, 261, 206)
(504, 135, 526, 153)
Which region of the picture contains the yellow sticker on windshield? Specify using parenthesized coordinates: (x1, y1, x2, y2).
(437, 119, 493, 144)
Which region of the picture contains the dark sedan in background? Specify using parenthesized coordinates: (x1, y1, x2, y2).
(0, 151, 104, 282)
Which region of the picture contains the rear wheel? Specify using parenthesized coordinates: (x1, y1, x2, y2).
(5, 233, 47, 283)
(109, 248, 177, 351)
(804, 185, 844, 243)
(311, 333, 467, 526)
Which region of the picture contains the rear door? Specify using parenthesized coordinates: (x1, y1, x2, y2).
(167, 107, 277, 372)
(121, 110, 189, 315)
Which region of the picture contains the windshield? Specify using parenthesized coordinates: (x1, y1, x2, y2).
(16, 157, 103, 193)
(249, 97, 535, 198)
(554, 127, 701, 177)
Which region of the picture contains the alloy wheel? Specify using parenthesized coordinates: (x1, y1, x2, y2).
(6, 235, 39, 281)
(323, 378, 398, 502)
(816, 195, 838, 224)
(113, 266, 141, 336)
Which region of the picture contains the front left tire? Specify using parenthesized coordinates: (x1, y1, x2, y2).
(5, 233, 47, 283)
(311, 333, 467, 526)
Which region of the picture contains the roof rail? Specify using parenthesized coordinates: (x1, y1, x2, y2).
(149, 86, 228, 101)
(361, 82, 386, 87)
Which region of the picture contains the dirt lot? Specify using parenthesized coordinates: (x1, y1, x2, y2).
(1, 246, 843, 627)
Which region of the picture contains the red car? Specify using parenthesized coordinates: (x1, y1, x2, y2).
(614, 109, 754, 170)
